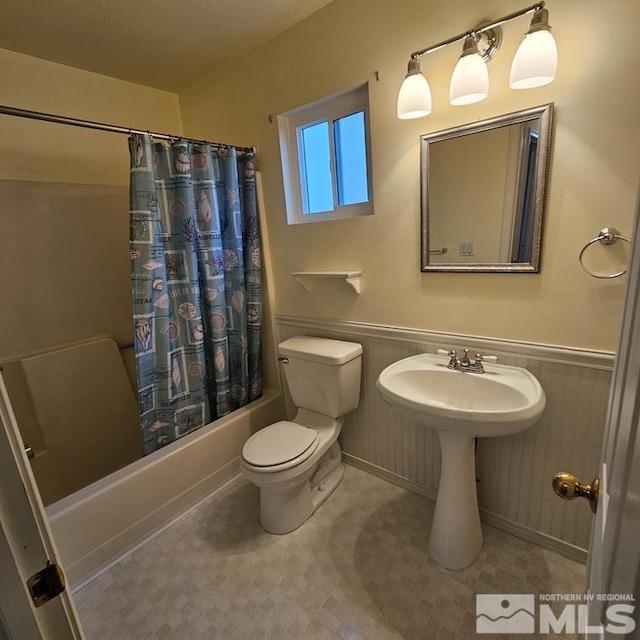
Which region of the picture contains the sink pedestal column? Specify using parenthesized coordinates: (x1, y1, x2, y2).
(428, 431, 482, 570)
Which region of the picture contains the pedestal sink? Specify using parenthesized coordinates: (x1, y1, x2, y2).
(376, 353, 545, 570)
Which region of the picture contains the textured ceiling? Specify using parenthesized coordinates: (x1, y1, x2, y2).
(0, 0, 334, 92)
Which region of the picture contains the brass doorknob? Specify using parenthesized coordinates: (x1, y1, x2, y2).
(552, 472, 599, 513)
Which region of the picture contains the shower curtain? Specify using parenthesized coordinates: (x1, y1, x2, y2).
(128, 134, 262, 455)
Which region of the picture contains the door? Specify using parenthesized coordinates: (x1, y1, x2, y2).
(569, 189, 640, 638)
(0, 372, 85, 639)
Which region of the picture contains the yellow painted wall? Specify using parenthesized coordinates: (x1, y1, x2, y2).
(0, 48, 182, 185)
(179, 0, 640, 351)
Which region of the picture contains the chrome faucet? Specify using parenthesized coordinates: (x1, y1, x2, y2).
(459, 349, 472, 371)
(437, 349, 498, 374)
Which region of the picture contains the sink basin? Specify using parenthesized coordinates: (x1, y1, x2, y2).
(376, 352, 546, 570)
(376, 353, 545, 436)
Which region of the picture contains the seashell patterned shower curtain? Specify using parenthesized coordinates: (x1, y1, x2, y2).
(128, 134, 262, 455)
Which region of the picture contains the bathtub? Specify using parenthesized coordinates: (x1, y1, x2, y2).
(42, 172, 284, 586)
(47, 390, 283, 586)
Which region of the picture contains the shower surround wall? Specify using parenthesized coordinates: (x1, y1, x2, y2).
(0, 49, 186, 503)
(0, 48, 182, 359)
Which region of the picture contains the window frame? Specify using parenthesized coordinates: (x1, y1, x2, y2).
(278, 83, 373, 225)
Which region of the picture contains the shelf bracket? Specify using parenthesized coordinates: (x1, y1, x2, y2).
(291, 271, 362, 294)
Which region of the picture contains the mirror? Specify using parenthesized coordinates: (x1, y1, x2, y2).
(421, 103, 553, 272)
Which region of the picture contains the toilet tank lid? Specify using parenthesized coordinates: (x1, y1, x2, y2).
(279, 336, 362, 365)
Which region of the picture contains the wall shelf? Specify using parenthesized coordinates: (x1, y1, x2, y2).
(291, 271, 362, 294)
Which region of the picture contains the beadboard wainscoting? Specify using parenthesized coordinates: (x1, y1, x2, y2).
(276, 315, 615, 562)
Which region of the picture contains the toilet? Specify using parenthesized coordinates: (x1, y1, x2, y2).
(240, 336, 362, 534)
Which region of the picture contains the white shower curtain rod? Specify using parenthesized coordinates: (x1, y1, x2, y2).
(0, 104, 256, 153)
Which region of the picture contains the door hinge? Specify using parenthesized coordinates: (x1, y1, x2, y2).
(27, 561, 66, 607)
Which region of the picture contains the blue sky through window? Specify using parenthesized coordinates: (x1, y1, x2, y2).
(334, 111, 368, 206)
(299, 121, 333, 214)
(298, 110, 368, 215)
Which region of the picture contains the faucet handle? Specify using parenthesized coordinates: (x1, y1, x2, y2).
(469, 353, 498, 374)
(437, 349, 458, 369)
(475, 353, 498, 363)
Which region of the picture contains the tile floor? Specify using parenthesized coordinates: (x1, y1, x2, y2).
(73, 465, 585, 640)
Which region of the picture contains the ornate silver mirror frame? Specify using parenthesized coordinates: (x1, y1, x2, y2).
(420, 103, 553, 273)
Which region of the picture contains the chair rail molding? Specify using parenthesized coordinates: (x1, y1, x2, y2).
(276, 314, 614, 370)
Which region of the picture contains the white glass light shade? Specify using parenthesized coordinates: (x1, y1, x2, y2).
(510, 29, 558, 89)
(397, 72, 432, 119)
(449, 53, 489, 106)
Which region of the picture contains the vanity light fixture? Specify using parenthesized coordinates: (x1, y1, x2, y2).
(510, 7, 558, 89)
(397, 58, 433, 119)
(397, 1, 557, 119)
(449, 35, 489, 106)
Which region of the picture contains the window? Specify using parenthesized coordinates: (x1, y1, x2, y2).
(278, 84, 373, 224)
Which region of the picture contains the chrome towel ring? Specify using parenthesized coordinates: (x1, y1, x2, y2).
(578, 227, 631, 279)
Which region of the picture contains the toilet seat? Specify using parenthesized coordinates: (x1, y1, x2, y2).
(242, 421, 320, 473)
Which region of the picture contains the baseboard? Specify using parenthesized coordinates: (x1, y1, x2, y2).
(342, 453, 588, 565)
(343, 452, 439, 501)
(478, 510, 587, 564)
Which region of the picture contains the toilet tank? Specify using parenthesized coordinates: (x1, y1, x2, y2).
(279, 337, 362, 418)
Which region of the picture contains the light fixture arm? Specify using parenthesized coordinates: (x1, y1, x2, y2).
(409, 1, 545, 60)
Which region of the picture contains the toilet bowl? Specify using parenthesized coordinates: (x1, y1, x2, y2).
(240, 336, 362, 534)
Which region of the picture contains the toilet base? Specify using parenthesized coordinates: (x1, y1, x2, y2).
(260, 443, 345, 534)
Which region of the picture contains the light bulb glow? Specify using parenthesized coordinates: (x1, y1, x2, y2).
(510, 29, 558, 89)
(449, 53, 489, 106)
(397, 72, 432, 119)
